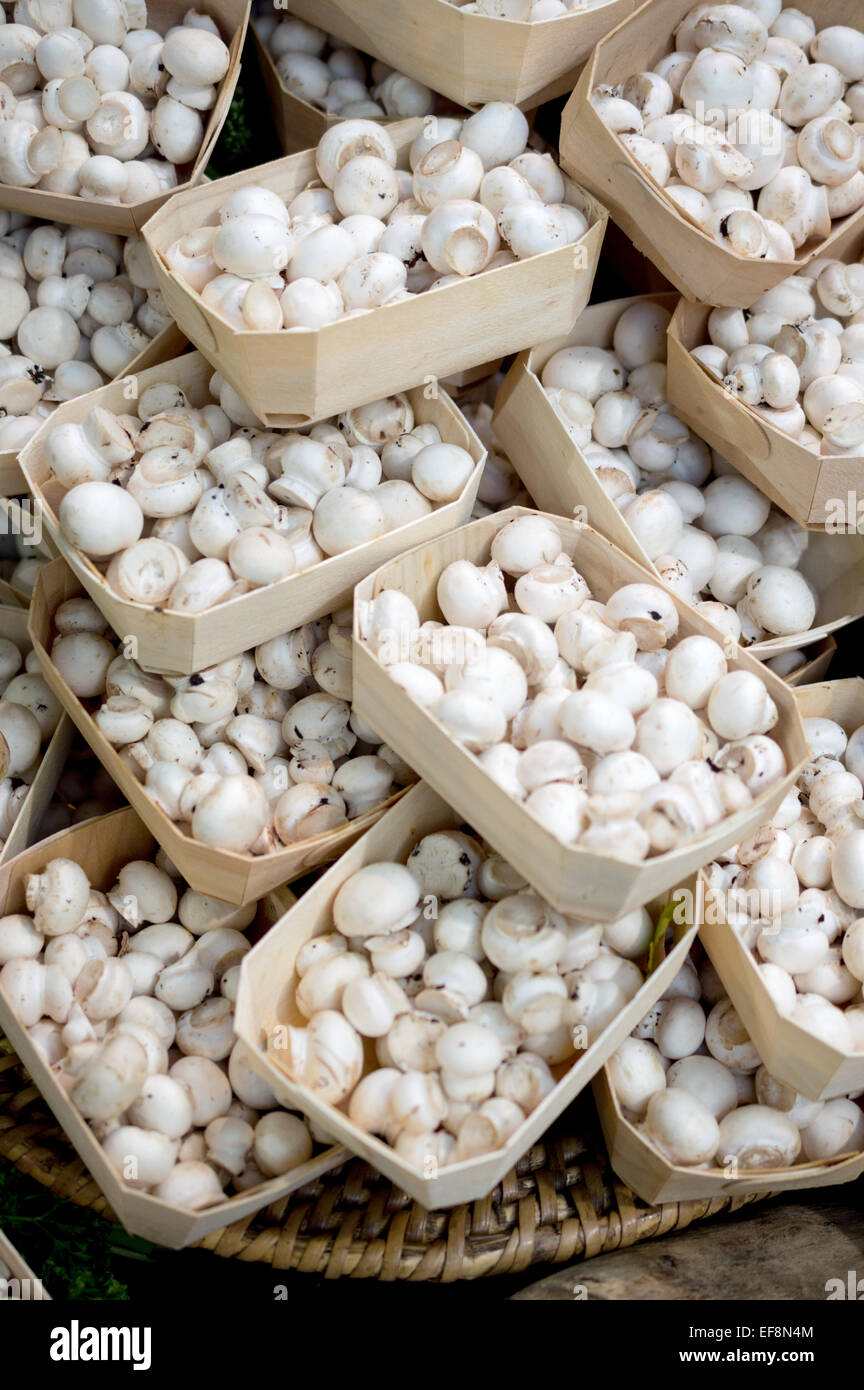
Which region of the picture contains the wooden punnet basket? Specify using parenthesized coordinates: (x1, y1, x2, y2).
(668, 296, 864, 529)
(351, 507, 809, 922)
(281, 0, 636, 110)
(701, 679, 864, 1102)
(0, 808, 346, 1248)
(559, 0, 864, 309)
(0, 1, 249, 237)
(0, 1227, 51, 1300)
(141, 119, 607, 428)
(0, 324, 187, 500)
(29, 558, 410, 906)
(235, 781, 701, 1210)
(20, 350, 486, 676)
(493, 295, 864, 659)
(0, 602, 74, 866)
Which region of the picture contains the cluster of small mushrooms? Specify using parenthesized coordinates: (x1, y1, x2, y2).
(543, 299, 820, 644)
(257, 11, 434, 121)
(358, 512, 790, 861)
(164, 107, 589, 330)
(691, 259, 864, 456)
(49, 592, 410, 854)
(0, 214, 169, 455)
(447, 0, 590, 17)
(0, 850, 322, 1209)
(46, 383, 479, 604)
(0, 630, 62, 854)
(706, 711, 864, 1054)
(271, 825, 659, 1170)
(610, 947, 864, 1169)
(0, 2, 231, 204)
(591, 2, 864, 261)
(460, 395, 529, 518)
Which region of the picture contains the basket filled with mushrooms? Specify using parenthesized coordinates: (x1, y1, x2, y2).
(595, 942, 864, 1204)
(28, 557, 412, 904)
(267, 0, 636, 111)
(234, 781, 700, 1210)
(0, 215, 185, 496)
(251, 7, 446, 158)
(352, 506, 810, 922)
(0, 0, 249, 235)
(667, 254, 864, 528)
(493, 295, 864, 659)
(0, 806, 346, 1247)
(700, 677, 864, 1101)
(140, 113, 606, 427)
(0, 599, 75, 866)
(560, 0, 864, 308)
(19, 350, 486, 675)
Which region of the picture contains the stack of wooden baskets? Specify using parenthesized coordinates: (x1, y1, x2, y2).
(1, 0, 864, 1276)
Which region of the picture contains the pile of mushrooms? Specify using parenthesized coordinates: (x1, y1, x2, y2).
(0, 631, 63, 855)
(163, 108, 590, 330)
(48, 592, 410, 855)
(256, 10, 435, 120)
(609, 948, 864, 1169)
(542, 298, 820, 644)
(36, 735, 124, 840)
(0, 4, 232, 204)
(458, 393, 531, 519)
(591, 2, 864, 261)
(357, 512, 789, 862)
(45, 381, 479, 607)
(0, 850, 322, 1209)
(706, 709, 864, 1054)
(270, 823, 662, 1170)
(447, 0, 590, 17)
(690, 258, 864, 455)
(0, 215, 169, 455)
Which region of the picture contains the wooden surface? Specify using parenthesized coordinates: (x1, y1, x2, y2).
(559, 0, 864, 308)
(141, 122, 607, 427)
(512, 1194, 864, 1299)
(352, 506, 809, 921)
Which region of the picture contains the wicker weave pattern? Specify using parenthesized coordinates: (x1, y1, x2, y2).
(0, 1039, 768, 1280)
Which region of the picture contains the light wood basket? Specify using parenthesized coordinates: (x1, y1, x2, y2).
(668, 296, 864, 530)
(280, 0, 635, 110)
(0, 0, 249, 237)
(141, 119, 607, 428)
(559, 0, 864, 309)
(0, 1227, 51, 1300)
(20, 350, 485, 676)
(28, 557, 410, 906)
(493, 294, 864, 659)
(235, 781, 700, 1210)
(0, 806, 347, 1249)
(784, 637, 836, 688)
(593, 1068, 864, 1205)
(251, 16, 451, 158)
(351, 506, 809, 922)
(0, 324, 187, 501)
(0, 602, 74, 867)
(701, 678, 864, 1102)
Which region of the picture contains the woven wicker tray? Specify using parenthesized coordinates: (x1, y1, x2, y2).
(0, 1038, 770, 1282)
